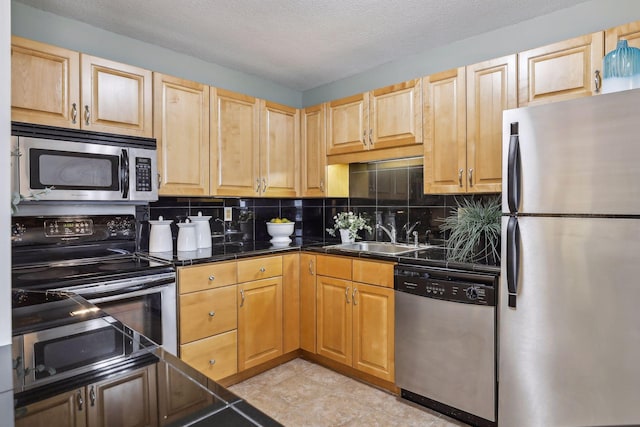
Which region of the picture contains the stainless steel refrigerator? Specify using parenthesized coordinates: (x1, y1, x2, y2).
(500, 88, 640, 427)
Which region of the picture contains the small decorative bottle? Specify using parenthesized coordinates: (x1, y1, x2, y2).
(602, 39, 640, 93)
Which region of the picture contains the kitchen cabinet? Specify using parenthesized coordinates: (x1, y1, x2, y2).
(11, 36, 153, 137)
(156, 360, 213, 426)
(237, 255, 284, 370)
(605, 20, 640, 51)
(518, 32, 604, 106)
(154, 73, 210, 196)
(16, 365, 157, 427)
(178, 261, 239, 381)
(282, 253, 300, 353)
(301, 104, 327, 197)
(299, 253, 317, 353)
(315, 255, 395, 382)
(424, 55, 516, 194)
(211, 88, 299, 197)
(327, 79, 422, 156)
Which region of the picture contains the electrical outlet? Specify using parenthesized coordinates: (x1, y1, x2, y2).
(224, 207, 232, 221)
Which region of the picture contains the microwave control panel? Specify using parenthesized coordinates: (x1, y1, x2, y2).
(135, 157, 152, 192)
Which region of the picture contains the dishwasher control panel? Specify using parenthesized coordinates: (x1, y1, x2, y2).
(394, 265, 497, 306)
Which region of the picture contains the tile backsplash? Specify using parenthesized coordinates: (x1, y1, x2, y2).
(140, 159, 499, 249)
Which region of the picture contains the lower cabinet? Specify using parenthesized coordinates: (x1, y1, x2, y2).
(314, 255, 396, 383)
(15, 365, 158, 427)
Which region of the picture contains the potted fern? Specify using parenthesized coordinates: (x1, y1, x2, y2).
(440, 197, 501, 265)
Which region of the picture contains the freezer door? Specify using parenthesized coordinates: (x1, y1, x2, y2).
(502, 88, 640, 215)
(499, 216, 640, 427)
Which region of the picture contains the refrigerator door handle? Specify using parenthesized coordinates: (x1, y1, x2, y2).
(506, 216, 520, 308)
(507, 122, 521, 214)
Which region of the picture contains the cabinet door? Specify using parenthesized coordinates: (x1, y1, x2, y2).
(180, 330, 238, 381)
(156, 360, 213, 426)
(154, 73, 210, 196)
(179, 285, 237, 344)
(210, 88, 260, 196)
(370, 79, 422, 150)
(352, 283, 395, 382)
(316, 275, 352, 366)
(237, 277, 283, 370)
(327, 93, 369, 155)
(299, 253, 317, 353)
(86, 365, 157, 427)
(518, 32, 604, 106)
(11, 36, 80, 129)
(260, 101, 300, 197)
(15, 388, 86, 427)
(466, 55, 517, 194)
(282, 253, 300, 353)
(301, 104, 327, 197)
(80, 54, 152, 137)
(423, 68, 467, 194)
(605, 21, 640, 51)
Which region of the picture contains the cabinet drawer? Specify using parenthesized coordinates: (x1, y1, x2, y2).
(316, 255, 352, 280)
(178, 261, 237, 294)
(179, 286, 237, 344)
(353, 259, 395, 288)
(237, 256, 282, 283)
(180, 330, 237, 381)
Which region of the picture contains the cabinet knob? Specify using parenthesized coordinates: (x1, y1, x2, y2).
(76, 390, 84, 411)
(84, 105, 91, 126)
(209, 275, 215, 281)
(209, 359, 216, 365)
(89, 385, 96, 407)
(468, 168, 474, 187)
(259, 267, 266, 273)
(594, 69, 602, 93)
(458, 169, 464, 187)
(71, 103, 78, 124)
(208, 311, 215, 317)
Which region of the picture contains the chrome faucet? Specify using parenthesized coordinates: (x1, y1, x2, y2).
(402, 221, 421, 242)
(376, 223, 397, 244)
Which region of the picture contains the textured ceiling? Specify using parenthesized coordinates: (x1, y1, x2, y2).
(16, 0, 589, 91)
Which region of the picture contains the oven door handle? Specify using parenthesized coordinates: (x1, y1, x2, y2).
(71, 276, 175, 304)
(86, 282, 173, 304)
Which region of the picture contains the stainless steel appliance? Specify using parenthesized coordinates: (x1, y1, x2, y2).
(11, 122, 158, 203)
(395, 264, 498, 427)
(500, 88, 640, 426)
(11, 214, 177, 355)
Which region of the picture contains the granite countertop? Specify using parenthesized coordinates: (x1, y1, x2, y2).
(143, 238, 501, 275)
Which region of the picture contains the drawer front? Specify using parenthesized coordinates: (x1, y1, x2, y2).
(352, 259, 395, 288)
(316, 255, 352, 280)
(179, 286, 237, 344)
(178, 261, 237, 294)
(237, 256, 282, 283)
(180, 330, 237, 381)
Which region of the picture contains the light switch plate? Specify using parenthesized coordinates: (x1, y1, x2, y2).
(224, 207, 232, 221)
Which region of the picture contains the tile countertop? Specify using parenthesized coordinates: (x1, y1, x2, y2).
(144, 238, 501, 275)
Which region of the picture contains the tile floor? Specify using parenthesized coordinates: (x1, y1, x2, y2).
(228, 358, 470, 427)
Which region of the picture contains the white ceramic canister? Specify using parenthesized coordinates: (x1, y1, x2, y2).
(177, 220, 198, 252)
(188, 211, 212, 248)
(148, 216, 173, 253)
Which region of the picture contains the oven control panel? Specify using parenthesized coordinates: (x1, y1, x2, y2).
(44, 219, 94, 237)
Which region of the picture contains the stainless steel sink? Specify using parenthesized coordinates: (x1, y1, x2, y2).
(325, 241, 428, 255)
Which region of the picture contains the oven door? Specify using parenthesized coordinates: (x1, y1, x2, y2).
(59, 274, 177, 356)
(17, 136, 128, 201)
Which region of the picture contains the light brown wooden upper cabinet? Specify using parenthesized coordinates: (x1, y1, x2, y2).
(11, 36, 80, 128)
(301, 104, 327, 197)
(424, 55, 516, 194)
(605, 20, 640, 51)
(211, 89, 299, 197)
(518, 32, 604, 106)
(327, 79, 422, 155)
(154, 73, 210, 196)
(11, 36, 153, 137)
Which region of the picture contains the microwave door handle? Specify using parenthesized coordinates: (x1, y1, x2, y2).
(121, 149, 129, 199)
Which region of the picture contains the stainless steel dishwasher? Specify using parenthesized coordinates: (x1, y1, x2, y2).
(395, 264, 498, 427)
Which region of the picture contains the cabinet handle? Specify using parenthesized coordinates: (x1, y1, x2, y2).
(594, 70, 602, 93)
(259, 267, 266, 273)
(240, 289, 245, 307)
(319, 179, 325, 193)
(308, 259, 314, 275)
(262, 178, 267, 193)
(362, 130, 367, 147)
(208, 311, 215, 317)
(76, 390, 84, 410)
(369, 128, 373, 147)
(458, 169, 464, 187)
(208, 275, 215, 281)
(89, 386, 96, 407)
(209, 359, 216, 365)
(71, 103, 78, 124)
(468, 168, 474, 187)
(345, 286, 351, 304)
(84, 105, 90, 126)
(352, 288, 358, 305)
(255, 178, 261, 193)
(157, 173, 162, 189)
